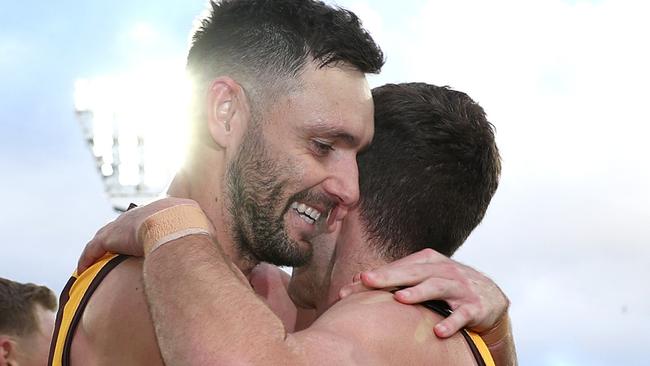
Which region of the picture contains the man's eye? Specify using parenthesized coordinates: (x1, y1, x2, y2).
(311, 139, 334, 156)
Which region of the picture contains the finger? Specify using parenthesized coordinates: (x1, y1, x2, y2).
(379, 248, 448, 268)
(392, 278, 458, 304)
(361, 249, 451, 288)
(433, 305, 477, 338)
(361, 262, 452, 288)
(77, 240, 108, 274)
(338, 281, 371, 299)
(352, 272, 362, 283)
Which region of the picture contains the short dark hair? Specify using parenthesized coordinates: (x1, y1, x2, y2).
(0, 278, 57, 336)
(187, 0, 384, 118)
(358, 83, 501, 260)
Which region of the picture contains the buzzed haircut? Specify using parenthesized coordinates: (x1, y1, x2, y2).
(186, 0, 384, 120)
(358, 83, 501, 260)
(0, 278, 57, 337)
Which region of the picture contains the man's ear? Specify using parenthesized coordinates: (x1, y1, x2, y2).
(205, 77, 250, 150)
(0, 335, 17, 366)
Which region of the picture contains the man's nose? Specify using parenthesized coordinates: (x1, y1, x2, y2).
(322, 154, 360, 209)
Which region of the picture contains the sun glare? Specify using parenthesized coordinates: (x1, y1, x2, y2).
(74, 64, 191, 210)
(130, 22, 158, 44)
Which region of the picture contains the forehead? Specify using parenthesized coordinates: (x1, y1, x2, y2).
(266, 65, 374, 146)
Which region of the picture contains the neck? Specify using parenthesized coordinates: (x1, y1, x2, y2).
(316, 212, 387, 313)
(168, 144, 258, 275)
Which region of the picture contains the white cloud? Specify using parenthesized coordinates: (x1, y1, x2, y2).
(130, 22, 159, 44)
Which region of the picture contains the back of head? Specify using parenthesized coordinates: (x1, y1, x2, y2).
(358, 83, 501, 260)
(187, 0, 384, 121)
(0, 277, 57, 337)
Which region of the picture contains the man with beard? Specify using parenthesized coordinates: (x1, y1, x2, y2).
(49, 0, 380, 364)
(79, 82, 515, 365)
(50, 1, 508, 365)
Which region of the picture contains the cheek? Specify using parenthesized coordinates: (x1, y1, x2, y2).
(282, 153, 307, 187)
(287, 151, 305, 175)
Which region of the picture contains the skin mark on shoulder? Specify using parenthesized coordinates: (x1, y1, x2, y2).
(414, 309, 438, 343)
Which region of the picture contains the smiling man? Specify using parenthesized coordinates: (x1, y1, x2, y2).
(222, 63, 374, 269)
(49, 1, 382, 365)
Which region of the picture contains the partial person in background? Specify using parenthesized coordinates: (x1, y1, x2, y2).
(0, 278, 56, 366)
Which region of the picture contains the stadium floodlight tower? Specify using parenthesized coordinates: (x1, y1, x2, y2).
(73, 70, 190, 212)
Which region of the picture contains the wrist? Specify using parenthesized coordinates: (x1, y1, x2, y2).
(478, 311, 512, 349)
(138, 204, 213, 256)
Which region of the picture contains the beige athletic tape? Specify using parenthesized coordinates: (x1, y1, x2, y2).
(478, 312, 511, 348)
(139, 204, 212, 256)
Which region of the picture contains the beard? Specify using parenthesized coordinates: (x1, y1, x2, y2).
(226, 125, 313, 267)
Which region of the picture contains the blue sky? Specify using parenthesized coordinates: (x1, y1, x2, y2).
(1, 1, 649, 365)
(0, 0, 206, 289)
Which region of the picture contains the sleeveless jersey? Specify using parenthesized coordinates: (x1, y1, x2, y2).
(47, 253, 129, 366)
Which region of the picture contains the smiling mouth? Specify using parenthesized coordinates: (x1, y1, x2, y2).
(290, 201, 323, 225)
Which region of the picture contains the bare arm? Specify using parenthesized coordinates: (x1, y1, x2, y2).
(79, 198, 516, 342)
(249, 263, 300, 332)
(143, 235, 473, 365)
(77, 198, 516, 364)
(478, 312, 517, 366)
(143, 235, 304, 364)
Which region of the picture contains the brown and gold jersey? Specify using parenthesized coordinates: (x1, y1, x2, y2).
(48, 253, 129, 366)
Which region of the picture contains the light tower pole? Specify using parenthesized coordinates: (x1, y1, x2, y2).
(73, 73, 188, 212)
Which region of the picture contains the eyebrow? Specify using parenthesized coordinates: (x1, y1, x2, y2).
(304, 118, 373, 152)
(325, 131, 357, 145)
(306, 123, 358, 145)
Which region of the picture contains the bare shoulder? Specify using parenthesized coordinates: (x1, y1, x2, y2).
(80, 256, 148, 331)
(249, 263, 298, 332)
(299, 291, 478, 366)
(71, 256, 163, 365)
(249, 262, 291, 296)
